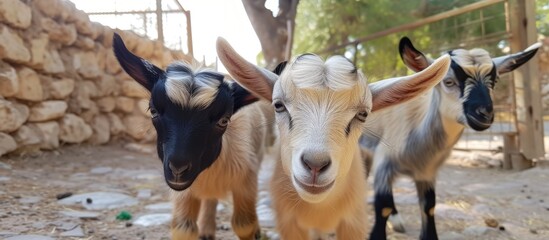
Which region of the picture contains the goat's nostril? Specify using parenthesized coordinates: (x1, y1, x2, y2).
(319, 161, 331, 173)
(476, 106, 493, 119)
(301, 155, 312, 171)
(169, 162, 190, 175)
(301, 154, 331, 174)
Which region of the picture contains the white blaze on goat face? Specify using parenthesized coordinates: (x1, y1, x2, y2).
(272, 54, 371, 203)
(165, 63, 223, 109)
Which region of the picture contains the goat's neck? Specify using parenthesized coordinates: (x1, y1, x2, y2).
(428, 87, 464, 147)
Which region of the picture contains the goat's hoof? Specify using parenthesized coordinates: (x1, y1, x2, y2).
(199, 235, 214, 240)
(254, 230, 262, 240)
(388, 213, 406, 233)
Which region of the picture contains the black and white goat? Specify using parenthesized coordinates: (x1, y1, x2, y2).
(217, 37, 452, 240)
(113, 33, 275, 239)
(363, 36, 541, 240)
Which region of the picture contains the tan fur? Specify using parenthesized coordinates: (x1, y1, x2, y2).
(451, 48, 493, 78)
(214, 38, 450, 240)
(171, 100, 272, 240)
(270, 55, 370, 240)
(271, 147, 368, 239)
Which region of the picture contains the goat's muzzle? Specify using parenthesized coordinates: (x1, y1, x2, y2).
(164, 161, 193, 191)
(465, 105, 494, 131)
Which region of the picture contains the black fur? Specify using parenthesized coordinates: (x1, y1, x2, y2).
(113, 33, 258, 191)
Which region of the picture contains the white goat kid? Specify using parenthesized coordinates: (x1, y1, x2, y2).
(113, 33, 274, 240)
(216, 37, 451, 240)
(365, 36, 541, 240)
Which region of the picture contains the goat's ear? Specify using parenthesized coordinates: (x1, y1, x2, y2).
(399, 36, 433, 72)
(493, 42, 541, 75)
(371, 54, 451, 112)
(113, 32, 164, 91)
(216, 37, 277, 101)
(232, 83, 259, 113)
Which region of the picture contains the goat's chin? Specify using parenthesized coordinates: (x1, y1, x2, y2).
(165, 178, 193, 191)
(292, 176, 334, 204)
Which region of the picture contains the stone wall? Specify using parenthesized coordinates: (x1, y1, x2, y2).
(0, 0, 191, 157)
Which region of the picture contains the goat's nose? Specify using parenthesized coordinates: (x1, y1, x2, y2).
(475, 105, 493, 119)
(169, 162, 190, 176)
(301, 152, 331, 174)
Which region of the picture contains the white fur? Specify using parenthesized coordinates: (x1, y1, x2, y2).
(165, 63, 222, 109)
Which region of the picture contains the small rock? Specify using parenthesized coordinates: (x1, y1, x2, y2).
(530, 229, 538, 234)
(58, 114, 93, 143)
(133, 214, 171, 227)
(5, 235, 55, 240)
(31, 121, 59, 150)
(0, 231, 16, 237)
(0, 99, 29, 132)
(58, 192, 138, 210)
(0, 133, 16, 157)
(0, 176, 10, 181)
(0, 0, 32, 29)
(484, 218, 499, 228)
(55, 222, 78, 231)
(56, 192, 73, 200)
(18, 196, 42, 204)
(471, 204, 493, 215)
(31, 222, 47, 229)
(145, 202, 172, 212)
(90, 167, 112, 174)
(15, 67, 42, 101)
(124, 143, 155, 154)
(439, 231, 465, 240)
(28, 101, 68, 122)
(60, 225, 85, 237)
(125, 222, 133, 227)
(122, 115, 154, 141)
(0, 61, 18, 97)
(0, 26, 30, 63)
(137, 189, 152, 199)
(49, 78, 75, 99)
(463, 226, 493, 236)
(59, 210, 100, 220)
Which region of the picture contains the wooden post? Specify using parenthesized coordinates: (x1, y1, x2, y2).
(502, 133, 516, 169)
(184, 10, 193, 57)
(508, 0, 544, 169)
(156, 0, 164, 44)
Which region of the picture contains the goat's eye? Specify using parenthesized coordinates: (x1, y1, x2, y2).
(443, 79, 456, 87)
(150, 107, 159, 119)
(217, 117, 230, 128)
(273, 101, 286, 113)
(355, 111, 368, 122)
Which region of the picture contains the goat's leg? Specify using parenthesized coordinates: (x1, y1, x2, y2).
(415, 180, 438, 240)
(277, 218, 309, 240)
(198, 199, 218, 240)
(369, 162, 397, 240)
(172, 193, 201, 240)
(231, 181, 260, 240)
(388, 206, 406, 233)
(336, 204, 368, 240)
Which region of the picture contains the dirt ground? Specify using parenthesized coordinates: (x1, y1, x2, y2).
(1, 144, 548, 240)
